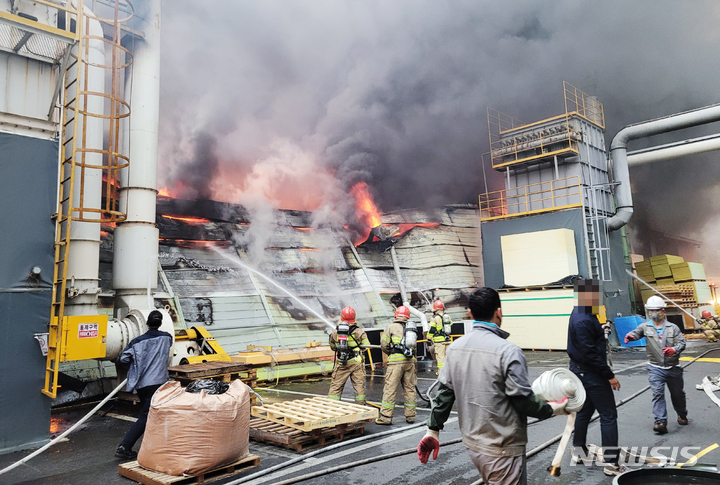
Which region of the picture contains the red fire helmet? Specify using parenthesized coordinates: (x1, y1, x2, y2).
(341, 306, 356, 323)
(394, 306, 411, 320)
(432, 300, 444, 312)
(702, 310, 713, 319)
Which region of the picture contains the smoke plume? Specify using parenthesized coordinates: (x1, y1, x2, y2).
(159, 1, 720, 272)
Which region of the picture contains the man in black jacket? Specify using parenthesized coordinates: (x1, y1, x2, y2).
(567, 279, 625, 476)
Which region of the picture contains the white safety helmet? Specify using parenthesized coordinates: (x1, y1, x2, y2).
(645, 295, 666, 311)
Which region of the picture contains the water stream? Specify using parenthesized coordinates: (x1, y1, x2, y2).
(210, 245, 336, 333)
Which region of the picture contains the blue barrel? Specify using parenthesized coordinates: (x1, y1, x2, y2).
(615, 315, 646, 347)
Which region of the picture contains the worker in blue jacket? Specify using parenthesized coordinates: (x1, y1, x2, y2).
(115, 310, 173, 460)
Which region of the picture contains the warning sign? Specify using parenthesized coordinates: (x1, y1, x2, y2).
(78, 323, 99, 339)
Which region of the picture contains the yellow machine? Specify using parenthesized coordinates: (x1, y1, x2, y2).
(174, 326, 231, 364)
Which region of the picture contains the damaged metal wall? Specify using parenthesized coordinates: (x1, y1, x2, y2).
(156, 202, 482, 353)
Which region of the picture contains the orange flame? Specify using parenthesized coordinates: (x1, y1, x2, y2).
(350, 182, 382, 228)
(350, 182, 382, 244)
(158, 187, 171, 197)
(161, 215, 211, 224)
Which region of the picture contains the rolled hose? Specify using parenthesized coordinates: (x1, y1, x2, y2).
(532, 368, 586, 413)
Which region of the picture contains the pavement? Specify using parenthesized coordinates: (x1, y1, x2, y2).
(1, 340, 719, 485)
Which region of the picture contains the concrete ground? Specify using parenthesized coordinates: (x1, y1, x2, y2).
(2, 341, 719, 485)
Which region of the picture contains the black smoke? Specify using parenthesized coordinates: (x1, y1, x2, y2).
(158, 0, 720, 268)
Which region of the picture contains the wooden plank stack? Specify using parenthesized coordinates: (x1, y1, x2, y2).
(634, 255, 713, 308)
(251, 397, 378, 432)
(249, 417, 369, 451)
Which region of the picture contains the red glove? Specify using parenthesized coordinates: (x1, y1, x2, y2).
(663, 347, 675, 357)
(417, 429, 440, 464)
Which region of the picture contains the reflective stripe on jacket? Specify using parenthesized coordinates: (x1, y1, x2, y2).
(428, 313, 451, 343)
(329, 326, 370, 364)
(380, 321, 415, 363)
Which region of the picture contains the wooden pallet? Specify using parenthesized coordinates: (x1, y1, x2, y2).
(118, 454, 260, 485)
(251, 397, 378, 432)
(168, 362, 257, 388)
(249, 417, 369, 451)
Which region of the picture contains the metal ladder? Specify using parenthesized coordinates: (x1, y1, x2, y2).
(43, 0, 132, 398)
(579, 124, 612, 282)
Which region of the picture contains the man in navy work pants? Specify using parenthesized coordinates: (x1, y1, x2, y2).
(115, 310, 173, 460)
(567, 278, 625, 477)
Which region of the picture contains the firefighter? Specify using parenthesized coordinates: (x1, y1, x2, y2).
(328, 306, 371, 405)
(427, 299, 452, 375)
(377, 306, 418, 425)
(697, 310, 720, 343)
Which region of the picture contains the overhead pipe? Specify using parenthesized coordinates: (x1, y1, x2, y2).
(608, 103, 720, 231)
(390, 246, 428, 332)
(627, 133, 720, 166)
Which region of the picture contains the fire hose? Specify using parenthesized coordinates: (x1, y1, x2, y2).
(265, 348, 720, 485)
(0, 378, 128, 478)
(531, 368, 586, 476)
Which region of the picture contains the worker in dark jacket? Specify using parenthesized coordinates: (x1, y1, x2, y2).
(567, 278, 624, 477)
(115, 310, 173, 460)
(417, 287, 567, 484)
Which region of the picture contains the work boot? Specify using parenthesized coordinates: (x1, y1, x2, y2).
(115, 445, 137, 460)
(406, 417, 415, 424)
(677, 415, 689, 425)
(653, 421, 668, 434)
(603, 463, 629, 476)
(375, 418, 392, 426)
(356, 401, 367, 407)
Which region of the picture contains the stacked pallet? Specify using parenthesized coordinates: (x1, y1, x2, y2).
(634, 255, 713, 308)
(249, 397, 377, 451)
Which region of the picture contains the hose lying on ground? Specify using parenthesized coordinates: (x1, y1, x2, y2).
(0, 378, 128, 478)
(267, 348, 720, 485)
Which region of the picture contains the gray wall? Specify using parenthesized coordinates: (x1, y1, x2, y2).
(481, 208, 632, 319)
(0, 132, 57, 453)
(481, 208, 589, 289)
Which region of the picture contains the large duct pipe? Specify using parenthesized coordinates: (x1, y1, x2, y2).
(105, 308, 174, 360)
(608, 103, 720, 231)
(627, 133, 720, 166)
(390, 246, 428, 332)
(114, 0, 161, 314)
(63, 3, 105, 316)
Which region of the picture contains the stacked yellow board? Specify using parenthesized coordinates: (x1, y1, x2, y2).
(634, 255, 713, 309)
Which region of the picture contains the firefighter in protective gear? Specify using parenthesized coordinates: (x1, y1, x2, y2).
(377, 306, 418, 425)
(697, 310, 720, 343)
(328, 306, 371, 405)
(428, 299, 452, 375)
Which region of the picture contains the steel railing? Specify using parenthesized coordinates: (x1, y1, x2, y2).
(478, 176, 583, 221)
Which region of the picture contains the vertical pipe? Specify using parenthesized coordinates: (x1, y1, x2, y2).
(390, 246, 428, 332)
(64, 3, 104, 316)
(114, 0, 161, 314)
